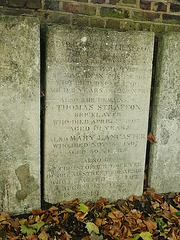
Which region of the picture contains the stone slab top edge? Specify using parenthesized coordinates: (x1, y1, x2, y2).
(0, 15, 40, 24)
(46, 24, 155, 37)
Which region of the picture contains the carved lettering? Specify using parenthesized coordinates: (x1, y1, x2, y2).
(44, 26, 154, 202)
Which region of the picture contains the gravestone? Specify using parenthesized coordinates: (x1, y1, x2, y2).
(44, 25, 154, 203)
(149, 33, 180, 193)
(0, 16, 40, 214)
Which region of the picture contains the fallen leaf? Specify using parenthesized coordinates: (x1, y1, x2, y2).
(27, 234, 38, 240)
(175, 212, 180, 216)
(174, 195, 180, 208)
(20, 224, 37, 235)
(86, 222, 99, 235)
(95, 218, 107, 227)
(77, 203, 89, 213)
(94, 198, 107, 210)
(143, 218, 157, 233)
(81, 236, 91, 240)
(75, 211, 88, 221)
(31, 209, 42, 215)
(38, 229, 50, 240)
(147, 132, 156, 144)
(133, 232, 153, 240)
(155, 218, 167, 230)
(140, 232, 153, 240)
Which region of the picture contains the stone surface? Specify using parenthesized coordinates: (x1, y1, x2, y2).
(44, 25, 154, 203)
(149, 33, 180, 193)
(0, 16, 40, 214)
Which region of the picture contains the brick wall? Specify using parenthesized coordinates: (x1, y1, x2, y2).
(0, 0, 180, 33)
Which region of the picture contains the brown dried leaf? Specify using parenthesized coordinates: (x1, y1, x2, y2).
(162, 209, 173, 222)
(94, 198, 107, 210)
(147, 132, 156, 144)
(0, 211, 11, 222)
(32, 209, 42, 215)
(11, 218, 20, 231)
(60, 232, 72, 240)
(60, 198, 79, 209)
(160, 201, 169, 211)
(128, 195, 134, 202)
(151, 200, 159, 209)
(170, 205, 178, 214)
(49, 206, 58, 212)
(146, 188, 163, 202)
(81, 236, 91, 240)
(38, 229, 50, 240)
(143, 218, 157, 233)
(27, 234, 38, 240)
(95, 218, 107, 227)
(108, 210, 124, 226)
(74, 211, 88, 221)
(174, 195, 180, 209)
(103, 225, 123, 239)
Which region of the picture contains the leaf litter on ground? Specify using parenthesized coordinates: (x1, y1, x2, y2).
(0, 188, 180, 240)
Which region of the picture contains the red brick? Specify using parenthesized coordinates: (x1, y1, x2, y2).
(0, 0, 6, 6)
(75, 0, 88, 3)
(91, 0, 105, 4)
(153, 2, 167, 12)
(109, 0, 120, 4)
(140, 0, 151, 10)
(26, 0, 41, 9)
(8, 0, 26, 7)
(170, 4, 180, 12)
(163, 13, 180, 23)
(44, 0, 59, 10)
(63, 2, 96, 15)
(133, 11, 160, 22)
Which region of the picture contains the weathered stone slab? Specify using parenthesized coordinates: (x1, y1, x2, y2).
(44, 25, 154, 203)
(0, 16, 40, 214)
(149, 33, 180, 193)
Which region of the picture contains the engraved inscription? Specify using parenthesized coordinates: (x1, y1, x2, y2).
(44, 26, 154, 203)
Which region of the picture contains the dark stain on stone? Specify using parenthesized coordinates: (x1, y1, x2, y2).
(176, 93, 180, 105)
(169, 108, 179, 120)
(15, 163, 38, 201)
(160, 128, 169, 145)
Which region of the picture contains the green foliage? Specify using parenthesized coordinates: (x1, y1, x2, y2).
(133, 232, 153, 240)
(0, 230, 6, 240)
(19, 220, 45, 235)
(105, 204, 115, 209)
(86, 222, 99, 234)
(65, 208, 74, 213)
(77, 203, 89, 213)
(155, 218, 167, 231)
(175, 211, 180, 216)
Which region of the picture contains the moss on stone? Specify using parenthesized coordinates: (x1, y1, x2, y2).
(138, 22, 151, 31)
(90, 17, 105, 28)
(72, 15, 89, 27)
(106, 18, 120, 29)
(152, 24, 166, 34)
(123, 21, 136, 31)
(101, 7, 128, 19)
